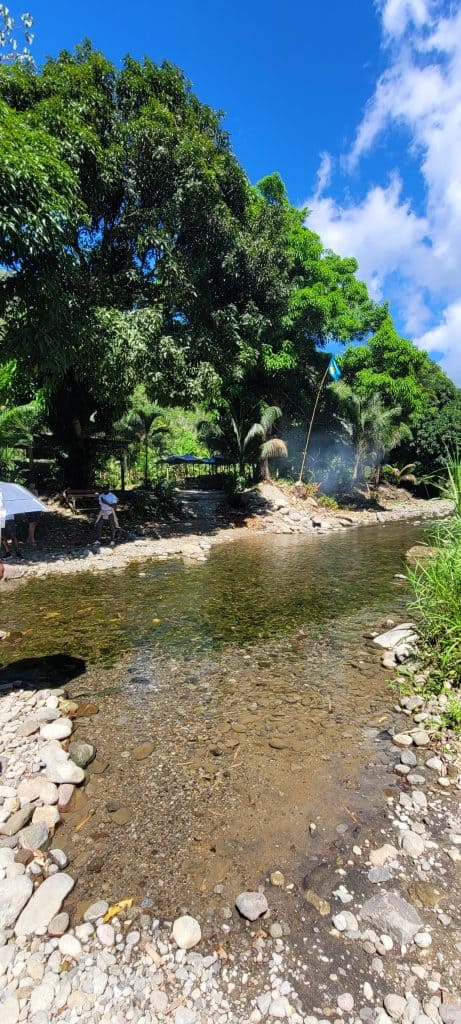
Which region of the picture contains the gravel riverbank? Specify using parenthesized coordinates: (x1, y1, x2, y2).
(0, 490, 453, 589)
(0, 624, 460, 1023)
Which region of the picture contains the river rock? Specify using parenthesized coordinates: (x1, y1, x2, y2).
(393, 733, 413, 748)
(370, 844, 398, 867)
(132, 742, 154, 761)
(32, 805, 60, 832)
(40, 740, 69, 764)
(426, 756, 443, 772)
(369, 867, 392, 883)
(0, 803, 34, 836)
(236, 891, 269, 920)
(406, 545, 437, 566)
(48, 911, 69, 936)
(15, 872, 75, 936)
(151, 991, 169, 1013)
(83, 900, 109, 921)
(412, 730, 431, 747)
(0, 875, 33, 928)
(18, 821, 49, 850)
(68, 741, 96, 768)
(96, 923, 115, 946)
(401, 749, 417, 766)
(40, 718, 73, 740)
(17, 778, 59, 805)
(338, 994, 354, 1012)
(30, 983, 54, 1015)
(172, 914, 202, 949)
(45, 760, 85, 785)
(384, 994, 407, 1020)
(360, 892, 423, 945)
(373, 624, 417, 650)
(57, 784, 75, 810)
(59, 933, 82, 959)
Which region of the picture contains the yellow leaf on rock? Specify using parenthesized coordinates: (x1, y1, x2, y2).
(45, 611, 59, 618)
(102, 898, 133, 922)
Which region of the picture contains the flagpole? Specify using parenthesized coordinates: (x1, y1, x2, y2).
(297, 363, 331, 484)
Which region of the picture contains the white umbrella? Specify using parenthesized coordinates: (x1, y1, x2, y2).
(0, 483, 47, 549)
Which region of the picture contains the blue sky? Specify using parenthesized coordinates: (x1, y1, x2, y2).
(26, 1, 461, 382)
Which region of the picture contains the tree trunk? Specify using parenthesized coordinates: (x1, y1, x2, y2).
(352, 446, 362, 483)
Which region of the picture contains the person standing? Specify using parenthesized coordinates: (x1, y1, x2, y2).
(26, 480, 42, 546)
(95, 486, 119, 543)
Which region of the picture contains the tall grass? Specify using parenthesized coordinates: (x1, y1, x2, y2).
(408, 453, 461, 686)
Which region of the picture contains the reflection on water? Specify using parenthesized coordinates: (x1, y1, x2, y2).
(0, 521, 423, 667)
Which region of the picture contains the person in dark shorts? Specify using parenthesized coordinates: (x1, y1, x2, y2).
(26, 480, 42, 546)
(2, 515, 21, 557)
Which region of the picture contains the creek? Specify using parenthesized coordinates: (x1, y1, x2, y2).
(0, 520, 427, 925)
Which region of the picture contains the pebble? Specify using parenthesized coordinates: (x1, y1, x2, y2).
(401, 750, 417, 766)
(412, 730, 431, 747)
(151, 989, 169, 1012)
(236, 891, 269, 920)
(59, 932, 82, 959)
(393, 734, 413, 748)
(96, 923, 115, 946)
(369, 844, 397, 867)
(2, 997, 19, 1024)
(40, 718, 73, 740)
(0, 876, 33, 929)
(84, 900, 109, 921)
(172, 915, 202, 949)
(337, 993, 354, 1012)
(402, 831, 425, 859)
(384, 994, 407, 1020)
(48, 911, 69, 936)
(45, 759, 85, 785)
(414, 931, 432, 948)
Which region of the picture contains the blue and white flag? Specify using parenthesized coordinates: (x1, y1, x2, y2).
(328, 357, 341, 382)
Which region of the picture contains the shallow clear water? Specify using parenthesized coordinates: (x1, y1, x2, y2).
(0, 520, 422, 669)
(0, 521, 427, 923)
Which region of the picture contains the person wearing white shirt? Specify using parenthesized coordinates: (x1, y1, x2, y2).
(95, 486, 119, 543)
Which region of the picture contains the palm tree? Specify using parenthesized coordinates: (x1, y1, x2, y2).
(229, 404, 288, 480)
(0, 401, 40, 477)
(332, 382, 411, 485)
(115, 397, 168, 488)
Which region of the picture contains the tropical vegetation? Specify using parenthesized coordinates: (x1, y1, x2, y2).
(0, 12, 460, 494)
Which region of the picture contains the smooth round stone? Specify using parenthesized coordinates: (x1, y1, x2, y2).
(269, 922, 283, 939)
(96, 923, 115, 946)
(407, 774, 426, 786)
(270, 870, 285, 887)
(401, 750, 417, 767)
(84, 900, 109, 922)
(48, 912, 69, 937)
(68, 742, 96, 769)
(393, 734, 413, 748)
(59, 933, 82, 959)
(45, 761, 85, 785)
(235, 891, 269, 921)
(395, 764, 410, 776)
(426, 757, 443, 772)
(402, 832, 425, 859)
(57, 784, 75, 811)
(384, 994, 407, 1020)
(40, 742, 69, 765)
(172, 915, 202, 950)
(40, 719, 73, 741)
(412, 730, 430, 747)
(132, 742, 154, 761)
(414, 932, 432, 949)
(49, 848, 68, 869)
(338, 993, 354, 1012)
(59, 700, 79, 715)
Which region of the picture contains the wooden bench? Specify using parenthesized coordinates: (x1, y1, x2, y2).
(62, 489, 99, 514)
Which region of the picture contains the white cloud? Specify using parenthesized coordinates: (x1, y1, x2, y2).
(415, 299, 461, 381)
(307, 0, 461, 384)
(379, 0, 433, 37)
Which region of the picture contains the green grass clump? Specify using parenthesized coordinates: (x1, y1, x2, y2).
(408, 453, 461, 686)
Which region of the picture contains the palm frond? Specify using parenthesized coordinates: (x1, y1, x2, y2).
(260, 438, 288, 460)
(243, 422, 264, 450)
